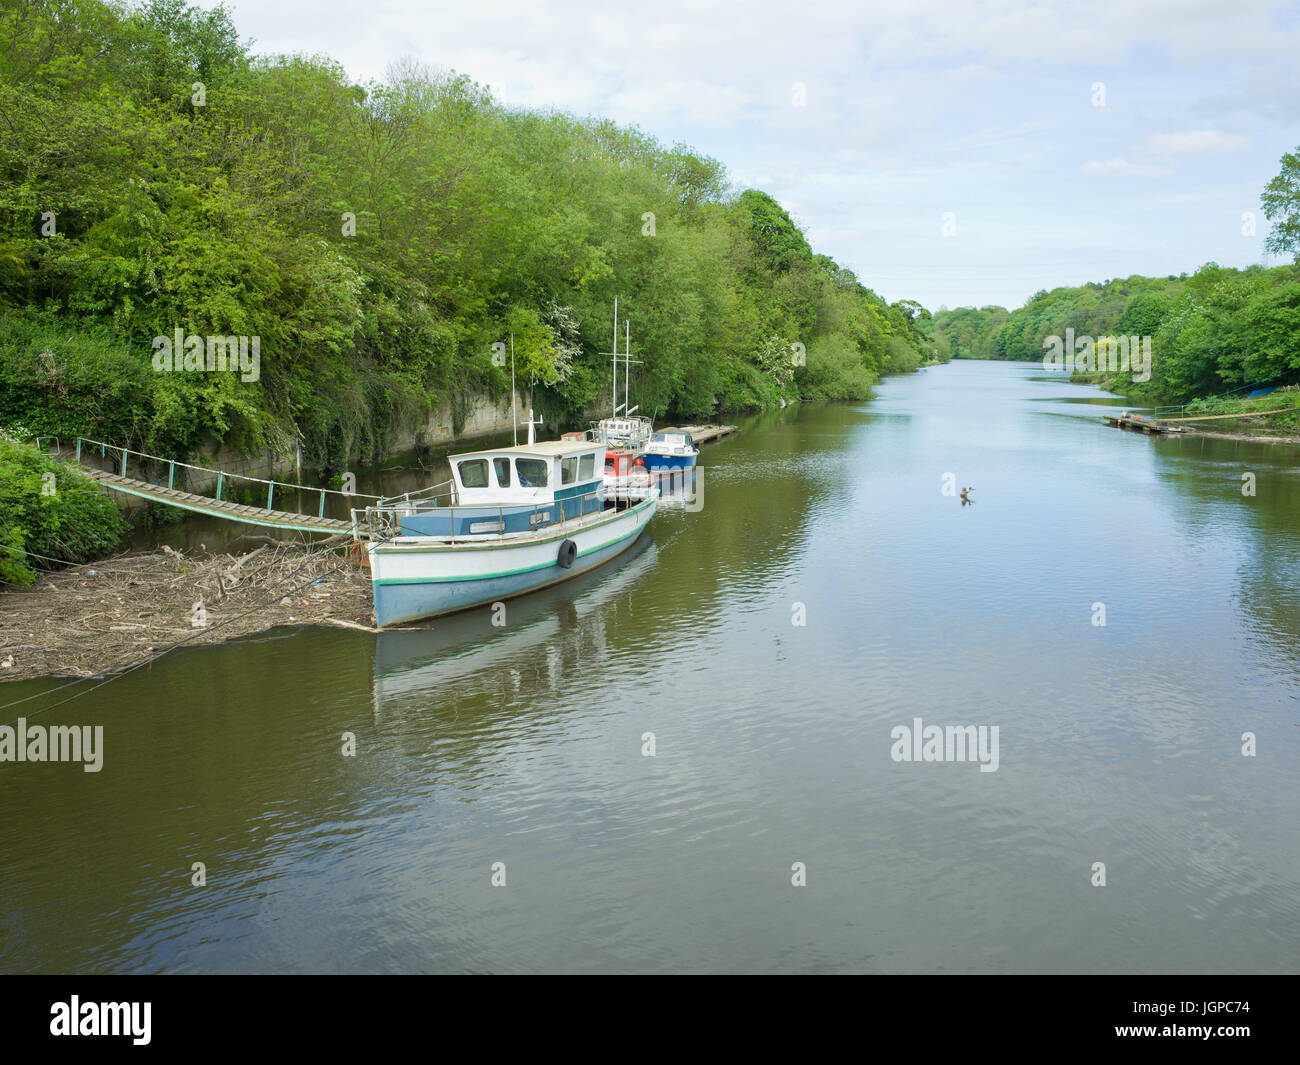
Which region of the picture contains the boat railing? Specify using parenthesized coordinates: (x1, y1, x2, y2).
(353, 485, 647, 544)
(591, 417, 654, 449)
(376, 480, 455, 508)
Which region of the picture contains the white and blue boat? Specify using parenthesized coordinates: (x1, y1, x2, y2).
(355, 434, 658, 628)
(641, 428, 698, 475)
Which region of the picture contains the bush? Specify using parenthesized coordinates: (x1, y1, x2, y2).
(0, 437, 128, 585)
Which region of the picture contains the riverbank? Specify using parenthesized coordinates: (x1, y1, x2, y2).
(0, 540, 376, 684)
(1071, 374, 1300, 442)
(1176, 424, 1300, 445)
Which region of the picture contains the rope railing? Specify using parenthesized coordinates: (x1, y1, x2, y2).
(68, 437, 383, 518)
(1151, 372, 1300, 419)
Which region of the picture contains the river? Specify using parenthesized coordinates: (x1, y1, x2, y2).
(2, 361, 1297, 973)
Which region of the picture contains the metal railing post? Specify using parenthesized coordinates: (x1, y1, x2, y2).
(268, 482, 275, 511)
(216, 472, 223, 501)
(319, 490, 326, 517)
(168, 461, 175, 489)
(75, 438, 82, 463)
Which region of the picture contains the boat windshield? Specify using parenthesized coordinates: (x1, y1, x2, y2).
(516, 457, 549, 487)
(458, 458, 490, 488)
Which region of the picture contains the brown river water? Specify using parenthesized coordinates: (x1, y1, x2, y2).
(1, 361, 1297, 973)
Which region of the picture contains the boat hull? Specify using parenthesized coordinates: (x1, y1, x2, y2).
(367, 496, 657, 627)
(642, 452, 697, 473)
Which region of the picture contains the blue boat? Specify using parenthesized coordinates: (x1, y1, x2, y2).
(641, 428, 698, 474)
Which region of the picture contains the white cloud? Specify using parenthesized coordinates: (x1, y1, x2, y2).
(1145, 130, 1249, 152)
(945, 65, 1001, 83)
(1081, 158, 1174, 179)
(608, 81, 753, 128)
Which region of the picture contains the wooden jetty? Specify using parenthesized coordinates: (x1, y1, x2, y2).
(676, 424, 738, 445)
(1102, 414, 1182, 435)
(1105, 405, 1300, 435)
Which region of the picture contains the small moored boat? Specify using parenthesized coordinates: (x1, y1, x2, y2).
(642, 428, 698, 474)
(355, 437, 658, 627)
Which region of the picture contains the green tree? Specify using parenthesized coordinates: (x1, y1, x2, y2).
(1262, 147, 1300, 260)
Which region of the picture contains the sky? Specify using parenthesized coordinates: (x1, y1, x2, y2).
(203, 0, 1300, 312)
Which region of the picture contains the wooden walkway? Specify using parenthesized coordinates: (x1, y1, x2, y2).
(1106, 405, 1300, 436)
(1103, 415, 1182, 435)
(677, 424, 738, 444)
(82, 468, 358, 535)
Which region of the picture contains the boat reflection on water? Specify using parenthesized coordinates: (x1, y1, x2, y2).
(652, 466, 700, 509)
(602, 464, 701, 509)
(371, 535, 658, 721)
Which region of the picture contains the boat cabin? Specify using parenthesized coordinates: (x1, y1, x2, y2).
(647, 429, 697, 455)
(593, 415, 653, 449)
(603, 448, 653, 501)
(398, 440, 606, 537)
(604, 449, 637, 479)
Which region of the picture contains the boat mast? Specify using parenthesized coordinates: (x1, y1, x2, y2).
(611, 296, 619, 416)
(510, 333, 518, 446)
(622, 317, 641, 418)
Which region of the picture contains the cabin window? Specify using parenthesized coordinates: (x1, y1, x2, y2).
(458, 459, 489, 488)
(561, 457, 578, 485)
(516, 458, 548, 487)
(493, 457, 512, 487)
(579, 453, 595, 480)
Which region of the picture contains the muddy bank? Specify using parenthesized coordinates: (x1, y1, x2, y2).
(0, 540, 376, 684)
(1178, 425, 1300, 445)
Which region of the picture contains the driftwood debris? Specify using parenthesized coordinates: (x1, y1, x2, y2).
(0, 540, 374, 683)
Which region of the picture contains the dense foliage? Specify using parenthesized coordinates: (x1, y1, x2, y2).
(0, 435, 129, 585)
(933, 262, 1300, 403)
(0, 0, 934, 472)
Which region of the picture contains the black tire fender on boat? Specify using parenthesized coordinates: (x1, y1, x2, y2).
(557, 538, 577, 569)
